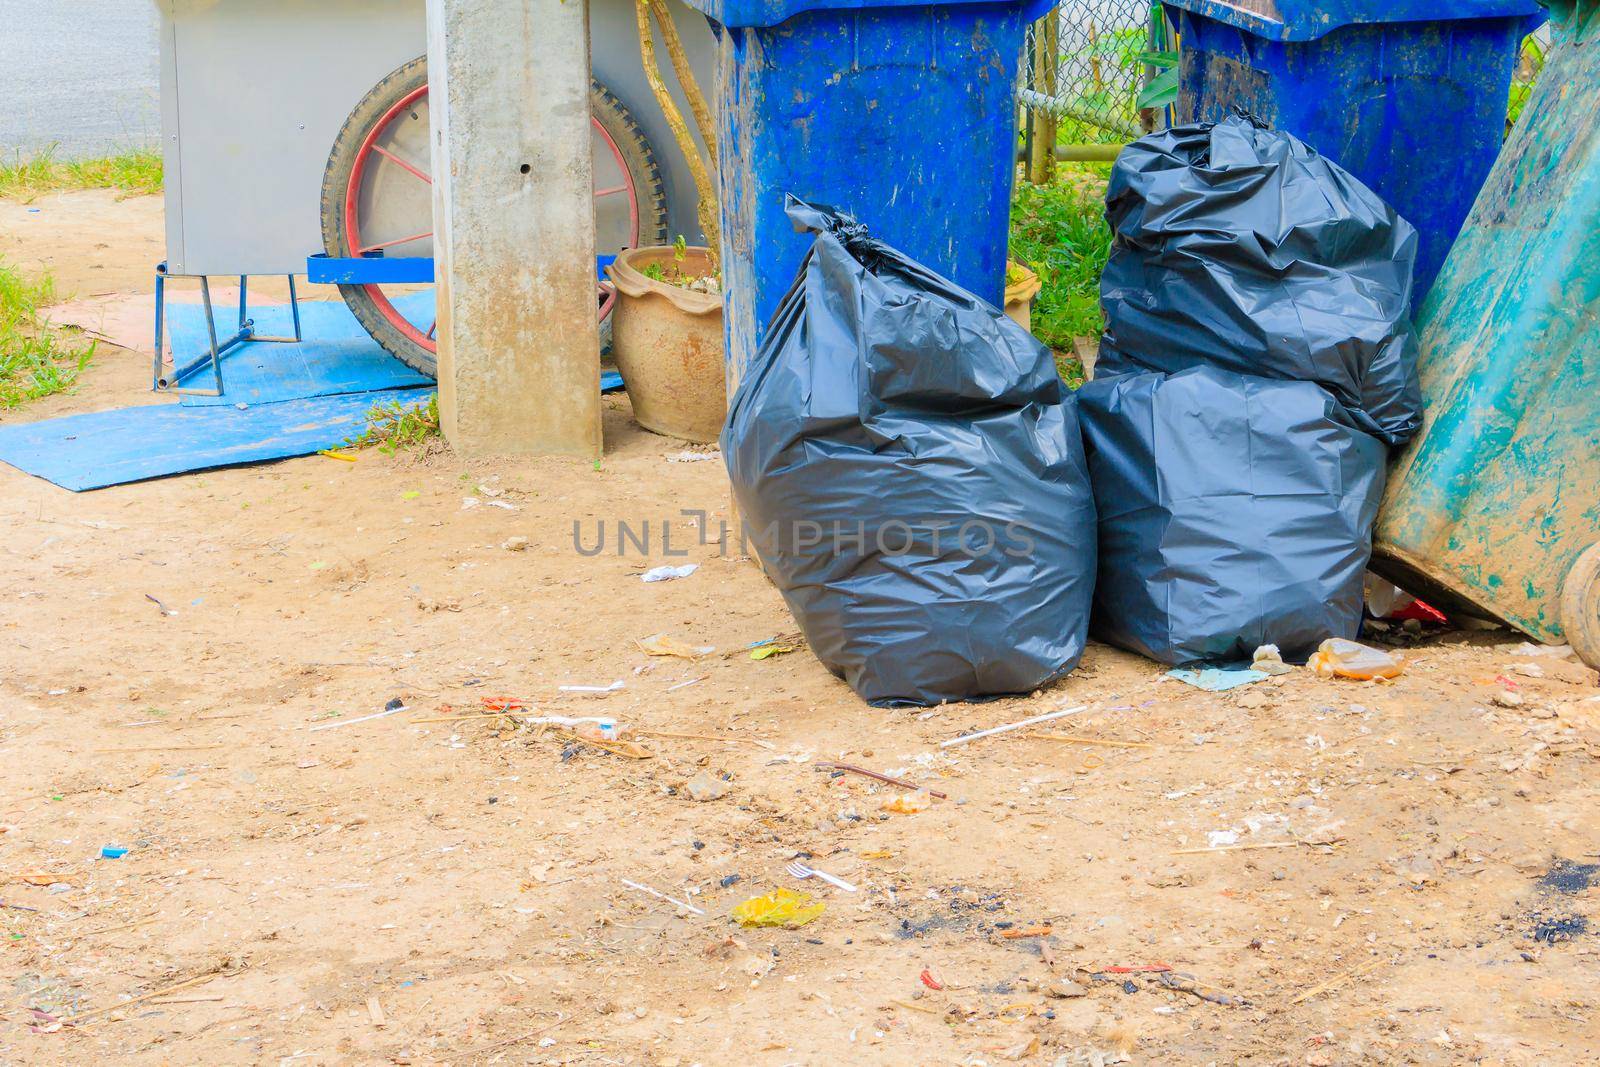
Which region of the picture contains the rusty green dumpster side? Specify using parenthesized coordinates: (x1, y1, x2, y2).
(1373, 2, 1600, 659)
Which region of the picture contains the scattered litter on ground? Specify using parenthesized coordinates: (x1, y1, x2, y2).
(1036, 732, 1153, 750)
(62, 960, 248, 1025)
(636, 728, 773, 749)
(558, 681, 624, 694)
(732, 888, 825, 928)
(619, 878, 705, 916)
(999, 924, 1052, 940)
(1251, 644, 1293, 676)
(750, 643, 794, 661)
(308, 698, 408, 732)
(501, 536, 530, 551)
(642, 563, 698, 583)
(143, 593, 174, 617)
(1308, 638, 1405, 680)
(666, 676, 706, 691)
(666, 449, 721, 462)
(730, 633, 805, 659)
(99, 846, 128, 859)
(1510, 642, 1575, 659)
(820, 761, 948, 799)
(461, 496, 517, 512)
(784, 859, 858, 892)
(1167, 668, 1266, 691)
(881, 791, 934, 815)
(1291, 957, 1388, 1005)
(1173, 840, 1302, 856)
(683, 771, 727, 802)
(637, 633, 715, 659)
(941, 705, 1088, 748)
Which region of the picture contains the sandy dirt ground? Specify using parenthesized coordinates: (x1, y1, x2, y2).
(1, 191, 1598, 1066)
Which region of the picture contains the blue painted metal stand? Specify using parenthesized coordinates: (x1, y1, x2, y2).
(153, 263, 304, 395)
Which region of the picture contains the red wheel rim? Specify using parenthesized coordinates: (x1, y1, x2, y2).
(344, 84, 642, 356)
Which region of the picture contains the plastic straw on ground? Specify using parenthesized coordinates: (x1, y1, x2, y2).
(308, 703, 410, 732)
(940, 705, 1088, 748)
(620, 878, 704, 915)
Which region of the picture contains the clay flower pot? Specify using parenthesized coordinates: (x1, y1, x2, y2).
(605, 246, 725, 443)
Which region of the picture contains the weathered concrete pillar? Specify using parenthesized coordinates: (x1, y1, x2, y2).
(426, 0, 601, 457)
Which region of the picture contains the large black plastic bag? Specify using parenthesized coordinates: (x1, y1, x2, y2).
(722, 197, 1097, 707)
(1098, 114, 1422, 447)
(1077, 366, 1387, 666)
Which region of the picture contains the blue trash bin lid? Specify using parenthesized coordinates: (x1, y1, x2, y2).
(682, 0, 1056, 30)
(1163, 0, 1545, 41)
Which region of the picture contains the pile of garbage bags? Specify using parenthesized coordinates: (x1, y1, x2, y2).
(721, 118, 1420, 703)
(1080, 114, 1421, 664)
(722, 198, 1097, 707)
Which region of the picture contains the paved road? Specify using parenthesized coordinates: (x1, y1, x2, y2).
(0, 0, 160, 159)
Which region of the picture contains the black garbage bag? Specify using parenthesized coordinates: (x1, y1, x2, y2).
(722, 197, 1097, 707)
(1098, 113, 1422, 447)
(1077, 366, 1387, 666)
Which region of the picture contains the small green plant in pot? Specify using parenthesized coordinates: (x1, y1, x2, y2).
(604, 238, 726, 443)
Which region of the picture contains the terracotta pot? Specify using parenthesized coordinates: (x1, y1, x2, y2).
(1003, 262, 1042, 333)
(605, 247, 725, 443)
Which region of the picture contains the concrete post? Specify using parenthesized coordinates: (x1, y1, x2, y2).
(426, 0, 601, 457)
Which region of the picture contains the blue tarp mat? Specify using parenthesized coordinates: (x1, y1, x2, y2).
(168, 293, 624, 402)
(169, 294, 435, 406)
(0, 387, 434, 492)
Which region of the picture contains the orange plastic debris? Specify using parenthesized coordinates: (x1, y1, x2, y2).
(1307, 638, 1404, 680)
(880, 790, 933, 814)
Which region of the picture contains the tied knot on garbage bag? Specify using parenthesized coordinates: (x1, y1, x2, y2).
(784, 196, 877, 263)
(723, 196, 1097, 707)
(1079, 116, 1422, 666)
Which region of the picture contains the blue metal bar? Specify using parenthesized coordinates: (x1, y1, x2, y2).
(307, 253, 619, 285)
(306, 253, 435, 285)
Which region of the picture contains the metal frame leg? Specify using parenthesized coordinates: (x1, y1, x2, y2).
(151, 262, 167, 390)
(152, 269, 306, 396)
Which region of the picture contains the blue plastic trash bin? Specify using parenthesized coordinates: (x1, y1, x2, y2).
(1164, 0, 1544, 302)
(682, 0, 1054, 389)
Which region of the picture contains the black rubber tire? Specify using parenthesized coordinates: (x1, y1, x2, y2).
(1560, 542, 1600, 668)
(320, 55, 669, 376)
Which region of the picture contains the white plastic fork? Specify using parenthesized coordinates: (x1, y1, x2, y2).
(785, 860, 859, 893)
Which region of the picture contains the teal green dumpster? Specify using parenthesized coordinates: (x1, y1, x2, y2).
(682, 0, 1052, 392)
(1165, 0, 1544, 302)
(1373, 1, 1600, 666)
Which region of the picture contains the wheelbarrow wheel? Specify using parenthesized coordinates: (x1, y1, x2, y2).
(320, 55, 669, 376)
(1560, 542, 1600, 668)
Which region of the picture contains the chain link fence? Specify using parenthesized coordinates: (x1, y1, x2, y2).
(1023, 4, 1551, 166)
(1020, 0, 1164, 159)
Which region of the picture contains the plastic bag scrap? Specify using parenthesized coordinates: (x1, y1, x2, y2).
(722, 196, 1097, 708)
(732, 888, 825, 928)
(1098, 113, 1422, 448)
(1077, 367, 1386, 666)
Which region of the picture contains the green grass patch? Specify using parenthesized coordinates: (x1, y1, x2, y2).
(1009, 172, 1112, 387)
(345, 393, 441, 454)
(0, 260, 97, 408)
(0, 146, 163, 200)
